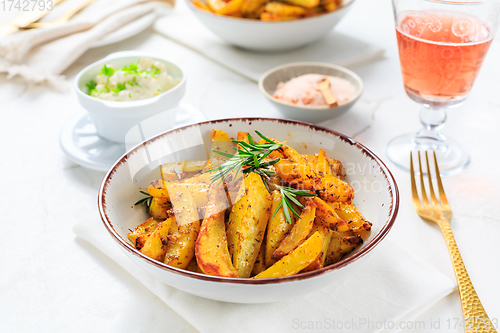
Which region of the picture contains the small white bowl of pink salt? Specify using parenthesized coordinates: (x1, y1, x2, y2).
(259, 62, 363, 123)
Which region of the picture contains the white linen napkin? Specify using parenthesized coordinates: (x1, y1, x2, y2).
(74, 212, 455, 333)
(154, 1, 385, 83)
(0, 0, 173, 86)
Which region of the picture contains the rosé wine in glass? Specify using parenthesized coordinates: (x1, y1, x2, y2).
(387, 0, 500, 176)
(396, 11, 492, 105)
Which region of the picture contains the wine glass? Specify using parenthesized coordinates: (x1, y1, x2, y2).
(387, 0, 500, 175)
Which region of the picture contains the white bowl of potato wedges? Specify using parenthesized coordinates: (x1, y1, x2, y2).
(98, 118, 399, 303)
(186, 0, 355, 51)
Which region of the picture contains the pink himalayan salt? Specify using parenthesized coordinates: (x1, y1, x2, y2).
(273, 74, 356, 107)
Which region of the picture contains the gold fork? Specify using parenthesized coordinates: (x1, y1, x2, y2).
(411, 151, 497, 333)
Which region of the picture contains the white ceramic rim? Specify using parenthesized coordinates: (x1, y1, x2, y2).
(258, 62, 364, 111)
(73, 50, 187, 109)
(98, 117, 399, 285)
(185, 0, 355, 23)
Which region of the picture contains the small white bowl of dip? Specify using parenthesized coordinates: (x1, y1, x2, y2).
(259, 62, 363, 123)
(74, 51, 187, 143)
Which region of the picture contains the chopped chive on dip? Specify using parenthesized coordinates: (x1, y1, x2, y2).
(86, 57, 180, 101)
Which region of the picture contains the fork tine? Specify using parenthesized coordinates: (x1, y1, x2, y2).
(433, 151, 449, 207)
(418, 151, 430, 206)
(410, 152, 422, 209)
(425, 151, 439, 206)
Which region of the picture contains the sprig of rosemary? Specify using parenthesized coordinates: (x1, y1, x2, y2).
(272, 185, 317, 224)
(134, 191, 153, 208)
(208, 130, 283, 185)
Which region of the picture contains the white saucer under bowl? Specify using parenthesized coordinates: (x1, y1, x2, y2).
(60, 103, 206, 172)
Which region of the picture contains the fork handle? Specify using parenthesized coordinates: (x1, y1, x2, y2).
(437, 219, 497, 333)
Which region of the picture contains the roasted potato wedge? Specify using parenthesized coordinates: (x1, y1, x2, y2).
(254, 231, 324, 279)
(210, 129, 235, 169)
(311, 197, 349, 232)
(322, 0, 336, 12)
(316, 174, 354, 203)
(226, 172, 272, 278)
(167, 183, 200, 226)
(251, 241, 267, 276)
(164, 218, 201, 269)
(207, 0, 244, 15)
(140, 218, 173, 261)
(186, 257, 203, 273)
(281, 0, 319, 8)
(279, 144, 306, 163)
(147, 179, 170, 198)
(329, 202, 372, 232)
(272, 201, 315, 260)
(241, 0, 267, 17)
(195, 185, 238, 278)
(161, 160, 207, 181)
(264, 2, 306, 16)
(325, 232, 362, 266)
(193, 0, 212, 11)
(265, 190, 294, 267)
(236, 131, 250, 142)
(127, 217, 160, 245)
(161, 161, 185, 181)
(164, 186, 201, 269)
(193, 0, 341, 20)
(149, 197, 171, 220)
(301, 224, 332, 272)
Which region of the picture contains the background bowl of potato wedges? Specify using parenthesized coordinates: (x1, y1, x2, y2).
(186, 0, 355, 52)
(98, 118, 399, 303)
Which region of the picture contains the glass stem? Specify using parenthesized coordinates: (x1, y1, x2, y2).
(415, 105, 447, 145)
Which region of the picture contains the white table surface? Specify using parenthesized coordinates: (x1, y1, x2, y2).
(1, 0, 499, 332)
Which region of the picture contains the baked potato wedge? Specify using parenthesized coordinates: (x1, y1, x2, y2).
(281, 0, 319, 8)
(236, 131, 250, 142)
(167, 183, 200, 226)
(254, 231, 324, 279)
(127, 217, 161, 248)
(325, 232, 363, 266)
(149, 197, 171, 220)
(186, 257, 203, 273)
(329, 202, 372, 232)
(265, 190, 294, 267)
(272, 201, 315, 260)
(207, 0, 244, 15)
(140, 218, 173, 262)
(161, 161, 185, 181)
(311, 197, 349, 232)
(264, 2, 306, 16)
(193, 0, 212, 11)
(195, 185, 238, 278)
(164, 185, 201, 269)
(147, 179, 170, 198)
(210, 129, 235, 169)
(161, 160, 207, 181)
(316, 174, 354, 203)
(251, 241, 267, 276)
(164, 218, 201, 269)
(241, 0, 267, 17)
(226, 172, 272, 278)
(301, 224, 332, 272)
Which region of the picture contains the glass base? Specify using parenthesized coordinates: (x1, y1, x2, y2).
(406, 87, 468, 108)
(386, 133, 470, 176)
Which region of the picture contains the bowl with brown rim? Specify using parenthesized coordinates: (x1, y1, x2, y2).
(98, 118, 399, 303)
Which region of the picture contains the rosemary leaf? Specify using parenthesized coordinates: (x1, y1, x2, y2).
(255, 130, 275, 144)
(172, 167, 182, 180)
